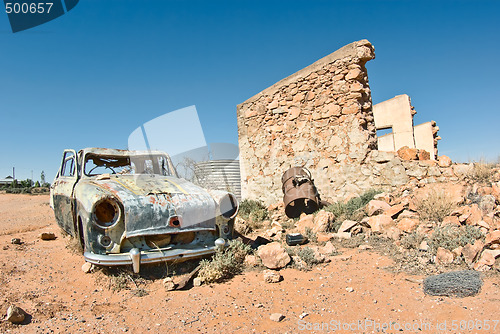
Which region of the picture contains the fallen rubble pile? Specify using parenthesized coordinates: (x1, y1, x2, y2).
(237, 162, 500, 274)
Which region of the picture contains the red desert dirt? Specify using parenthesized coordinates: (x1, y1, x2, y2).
(1, 193, 499, 333)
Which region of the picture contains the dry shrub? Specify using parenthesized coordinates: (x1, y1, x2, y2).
(468, 160, 494, 185)
(414, 190, 456, 222)
(197, 239, 251, 284)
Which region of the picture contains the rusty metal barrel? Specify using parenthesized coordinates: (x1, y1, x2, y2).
(281, 167, 320, 218)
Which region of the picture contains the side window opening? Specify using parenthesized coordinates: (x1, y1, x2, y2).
(61, 152, 76, 177)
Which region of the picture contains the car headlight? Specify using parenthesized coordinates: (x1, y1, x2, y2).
(92, 197, 121, 229)
(219, 193, 238, 220)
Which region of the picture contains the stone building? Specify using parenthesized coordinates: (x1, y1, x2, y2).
(237, 40, 454, 205)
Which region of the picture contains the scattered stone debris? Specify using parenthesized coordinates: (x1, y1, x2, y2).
(299, 312, 309, 319)
(263, 270, 282, 283)
(423, 270, 483, 298)
(163, 277, 177, 291)
(11, 238, 22, 245)
(6, 305, 26, 324)
(193, 277, 202, 287)
(270, 313, 285, 322)
(39, 232, 56, 240)
(81, 262, 93, 273)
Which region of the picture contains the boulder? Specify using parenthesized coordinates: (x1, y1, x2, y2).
(338, 220, 359, 233)
(418, 150, 430, 161)
(366, 200, 391, 216)
(367, 215, 394, 233)
(316, 233, 334, 243)
(397, 146, 418, 160)
(384, 204, 405, 218)
(295, 214, 315, 234)
(462, 240, 484, 265)
(313, 210, 334, 233)
(437, 155, 452, 167)
(257, 242, 291, 269)
(473, 250, 500, 271)
(485, 230, 500, 246)
(397, 218, 419, 233)
(466, 204, 483, 226)
(435, 247, 454, 265)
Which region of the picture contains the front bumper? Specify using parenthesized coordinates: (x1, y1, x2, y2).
(84, 241, 223, 273)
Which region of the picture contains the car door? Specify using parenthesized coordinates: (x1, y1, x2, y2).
(51, 149, 79, 235)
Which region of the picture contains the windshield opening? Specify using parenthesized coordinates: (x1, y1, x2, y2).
(84, 153, 173, 177)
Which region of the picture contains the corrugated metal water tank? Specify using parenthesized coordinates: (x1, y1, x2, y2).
(194, 160, 241, 200)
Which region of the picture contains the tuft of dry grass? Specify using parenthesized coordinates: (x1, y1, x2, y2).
(414, 190, 456, 222)
(468, 160, 494, 185)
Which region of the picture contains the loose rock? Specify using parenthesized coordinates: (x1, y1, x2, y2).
(257, 242, 291, 269)
(6, 305, 26, 324)
(270, 313, 285, 322)
(39, 232, 56, 240)
(263, 270, 282, 283)
(81, 262, 93, 273)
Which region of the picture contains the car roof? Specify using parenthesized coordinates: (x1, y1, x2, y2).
(79, 147, 171, 158)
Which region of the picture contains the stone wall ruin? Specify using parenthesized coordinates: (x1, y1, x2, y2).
(237, 40, 458, 205)
(373, 94, 440, 159)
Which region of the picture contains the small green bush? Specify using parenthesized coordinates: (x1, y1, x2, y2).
(427, 225, 483, 254)
(296, 247, 319, 267)
(324, 189, 382, 231)
(197, 239, 251, 283)
(239, 199, 268, 222)
(400, 231, 426, 250)
(236, 199, 269, 233)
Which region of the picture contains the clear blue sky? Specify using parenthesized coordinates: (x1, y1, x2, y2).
(1, 0, 499, 182)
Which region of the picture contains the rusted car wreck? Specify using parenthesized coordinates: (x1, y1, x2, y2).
(50, 148, 238, 273)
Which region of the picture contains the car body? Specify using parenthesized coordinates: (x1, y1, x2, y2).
(50, 147, 238, 273)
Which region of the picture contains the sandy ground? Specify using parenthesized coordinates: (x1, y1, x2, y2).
(0, 193, 499, 334)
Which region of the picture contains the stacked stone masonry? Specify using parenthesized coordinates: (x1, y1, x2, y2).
(237, 40, 458, 205)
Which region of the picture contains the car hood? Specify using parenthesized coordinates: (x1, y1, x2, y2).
(86, 174, 217, 237)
